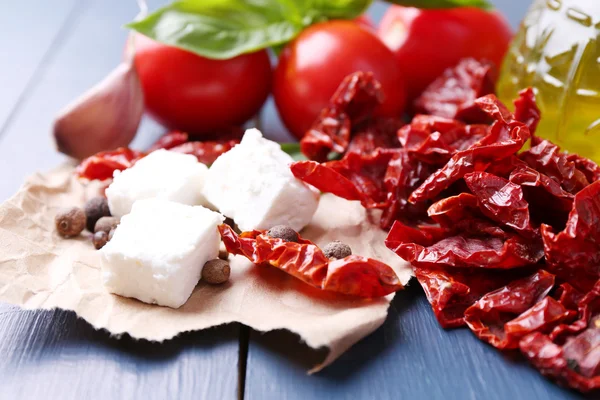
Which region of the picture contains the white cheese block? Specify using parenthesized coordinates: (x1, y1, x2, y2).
(203, 128, 319, 232)
(100, 198, 224, 308)
(106, 149, 209, 218)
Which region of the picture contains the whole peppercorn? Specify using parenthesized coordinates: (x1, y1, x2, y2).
(94, 216, 120, 234)
(202, 259, 231, 284)
(323, 240, 352, 260)
(266, 225, 299, 243)
(55, 207, 86, 237)
(92, 231, 109, 249)
(84, 197, 111, 232)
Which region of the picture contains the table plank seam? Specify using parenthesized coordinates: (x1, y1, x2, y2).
(0, 0, 87, 140)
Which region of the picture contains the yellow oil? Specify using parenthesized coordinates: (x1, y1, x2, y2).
(497, 0, 600, 162)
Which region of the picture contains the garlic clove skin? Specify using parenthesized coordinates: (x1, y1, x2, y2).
(53, 60, 144, 160)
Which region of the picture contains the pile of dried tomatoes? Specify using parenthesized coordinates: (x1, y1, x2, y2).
(293, 59, 600, 393)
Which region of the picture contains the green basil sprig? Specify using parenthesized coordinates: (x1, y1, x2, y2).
(127, 0, 491, 60)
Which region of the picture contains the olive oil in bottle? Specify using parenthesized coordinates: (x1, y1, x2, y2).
(497, 0, 600, 162)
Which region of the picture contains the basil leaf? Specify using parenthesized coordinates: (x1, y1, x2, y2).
(127, 0, 371, 60)
(386, 0, 492, 9)
(280, 142, 306, 161)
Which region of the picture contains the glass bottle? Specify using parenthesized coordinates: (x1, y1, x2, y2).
(497, 0, 600, 162)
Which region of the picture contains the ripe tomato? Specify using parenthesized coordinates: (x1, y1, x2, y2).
(274, 20, 406, 140)
(378, 6, 513, 101)
(133, 34, 272, 136)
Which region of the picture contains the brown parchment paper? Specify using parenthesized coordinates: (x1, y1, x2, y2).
(0, 164, 412, 372)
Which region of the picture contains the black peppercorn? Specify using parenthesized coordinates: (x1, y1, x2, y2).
(323, 240, 352, 259)
(266, 225, 299, 243)
(84, 197, 111, 232)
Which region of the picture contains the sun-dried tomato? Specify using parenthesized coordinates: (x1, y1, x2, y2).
(413, 265, 528, 328)
(218, 224, 402, 298)
(464, 172, 537, 237)
(513, 88, 541, 135)
(520, 139, 590, 194)
(409, 94, 531, 203)
(509, 166, 573, 228)
(168, 140, 239, 165)
(301, 72, 384, 162)
(147, 131, 189, 152)
(427, 193, 481, 228)
(464, 270, 558, 349)
(347, 117, 403, 155)
(398, 115, 488, 164)
(291, 148, 398, 209)
(414, 58, 497, 123)
(519, 282, 600, 392)
(76, 148, 143, 181)
(385, 220, 543, 270)
(380, 150, 433, 229)
(541, 181, 600, 292)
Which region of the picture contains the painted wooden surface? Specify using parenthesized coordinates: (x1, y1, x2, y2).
(0, 1, 239, 399)
(0, 1, 591, 400)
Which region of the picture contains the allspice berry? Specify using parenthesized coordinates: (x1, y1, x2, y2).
(55, 207, 86, 238)
(202, 259, 230, 284)
(94, 216, 119, 234)
(92, 231, 109, 250)
(267, 225, 299, 243)
(323, 240, 352, 260)
(84, 197, 110, 232)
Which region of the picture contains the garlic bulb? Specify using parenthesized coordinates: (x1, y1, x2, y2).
(53, 60, 144, 160)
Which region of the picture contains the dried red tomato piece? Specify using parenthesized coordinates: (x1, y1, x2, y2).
(413, 265, 526, 328)
(541, 181, 600, 292)
(398, 115, 488, 164)
(380, 150, 433, 229)
(218, 224, 402, 298)
(168, 139, 238, 165)
(464, 172, 537, 237)
(301, 72, 384, 162)
(409, 95, 530, 203)
(464, 270, 557, 349)
(550, 282, 600, 342)
(147, 131, 189, 152)
(513, 88, 541, 135)
(347, 117, 403, 154)
(509, 166, 574, 228)
(520, 323, 600, 393)
(567, 153, 600, 184)
(414, 58, 496, 123)
(520, 139, 590, 194)
(427, 193, 482, 228)
(291, 148, 398, 209)
(76, 148, 143, 181)
(385, 220, 543, 270)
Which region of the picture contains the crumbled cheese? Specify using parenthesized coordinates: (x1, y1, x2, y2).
(100, 199, 224, 308)
(203, 128, 319, 231)
(105, 149, 208, 218)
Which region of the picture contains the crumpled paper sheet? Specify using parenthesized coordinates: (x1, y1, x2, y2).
(0, 164, 412, 371)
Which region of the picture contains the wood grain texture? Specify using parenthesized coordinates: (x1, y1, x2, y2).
(0, 0, 80, 132)
(0, 1, 240, 399)
(245, 286, 589, 400)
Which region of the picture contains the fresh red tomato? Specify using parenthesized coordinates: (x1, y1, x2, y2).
(133, 34, 272, 136)
(378, 6, 513, 101)
(274, 20, 406, 140)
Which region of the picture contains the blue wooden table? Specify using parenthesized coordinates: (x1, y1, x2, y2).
(0, 1, 589, 399)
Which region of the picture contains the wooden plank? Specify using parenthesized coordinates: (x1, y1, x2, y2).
(245, 2, 591, 400)
(245, 286, 588, 400)
(0, 0, 79, 131)
(0, 1, 240, 398)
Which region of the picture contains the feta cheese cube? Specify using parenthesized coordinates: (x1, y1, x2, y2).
(106, 149, 208, 218)
(203, 129, 319, 232)
(100, 199, 224, 308)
